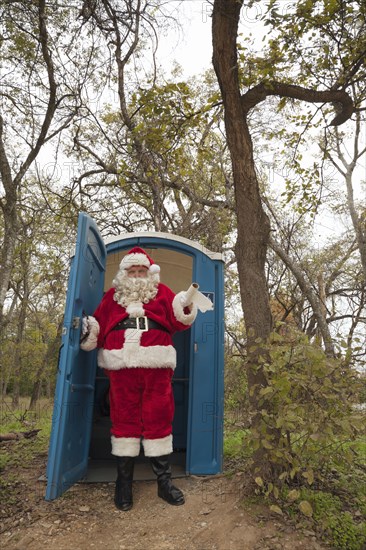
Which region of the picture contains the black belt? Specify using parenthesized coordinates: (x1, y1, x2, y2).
(112, 316, 170, 333)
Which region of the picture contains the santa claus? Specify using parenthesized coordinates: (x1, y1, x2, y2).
(80, 246, 197, 511)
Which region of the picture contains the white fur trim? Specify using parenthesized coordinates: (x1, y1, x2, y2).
(149, 264, 160, 274)
(123, 327, 143, 350)
(126, 302, 145, 318)
(120, 253, 151, 270)
(80, 316, 100, 351)
(172, 292, 198, 325)
(142, 434, 173, 457)
(98, 344, 176, 370)
(111, 436, 141, 457)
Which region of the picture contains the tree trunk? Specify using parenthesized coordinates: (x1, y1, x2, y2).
(29, 328, 61, 410)
(11, 285, 29, 409)
(1, 377, 9, 398)
(0, 115, 19, 333)
(29, 369, 43, 411)
(29, 317, 63, 411)
(212, 0, 275, 476)
(212, 0, 272, 341)
(345, 167, 366, 280)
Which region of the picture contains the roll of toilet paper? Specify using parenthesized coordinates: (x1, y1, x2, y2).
(185, 283, 213, 313)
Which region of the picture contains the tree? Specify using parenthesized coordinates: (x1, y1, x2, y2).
(71, 71, 235, 247)
(0, 181, 72, 403)
(67, 1, 235, 246)
(211, 0, 363, 479)
(0, 0, 95, 332)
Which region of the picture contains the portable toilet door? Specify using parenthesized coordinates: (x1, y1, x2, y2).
(45, 212, 224, 501)
(45, 213, 106, 501)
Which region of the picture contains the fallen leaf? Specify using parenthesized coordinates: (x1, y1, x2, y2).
(270, 504, 283, 515)
(299, 500, 313, 517)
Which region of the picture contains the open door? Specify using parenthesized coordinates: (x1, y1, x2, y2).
(45, 213, 106, 500)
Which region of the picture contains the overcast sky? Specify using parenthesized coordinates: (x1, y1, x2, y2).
(157, 0, 270, 76)
(157, 1, 213, 76)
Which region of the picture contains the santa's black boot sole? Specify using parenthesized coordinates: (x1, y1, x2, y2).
(158, 481, 185, 505)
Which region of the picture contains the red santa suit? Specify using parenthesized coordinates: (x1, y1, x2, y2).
(80, 247, 197, 458)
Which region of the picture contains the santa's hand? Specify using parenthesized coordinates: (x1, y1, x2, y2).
(80, 315, 100, 350)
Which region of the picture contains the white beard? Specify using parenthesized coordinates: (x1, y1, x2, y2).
(112, 269, 159, 308)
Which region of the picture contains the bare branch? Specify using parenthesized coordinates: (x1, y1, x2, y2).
(14, 0, 57, 185)
(269, 236, 335, 356)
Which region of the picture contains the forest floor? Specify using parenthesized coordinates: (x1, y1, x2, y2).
(0, 444, 330, 550)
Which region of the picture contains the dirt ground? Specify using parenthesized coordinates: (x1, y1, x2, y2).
(0, 450, 331, 550)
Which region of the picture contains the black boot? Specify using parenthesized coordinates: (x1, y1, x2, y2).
(114, 457, 135, 511)
(150, 455, 185, 506)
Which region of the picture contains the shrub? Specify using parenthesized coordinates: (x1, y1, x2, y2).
(248, 328, 364, 486)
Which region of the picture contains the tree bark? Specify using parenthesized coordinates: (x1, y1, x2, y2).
(212, 1, 273, 344)
(212, 0, 275, 475)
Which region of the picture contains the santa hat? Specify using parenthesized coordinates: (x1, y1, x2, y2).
(119, 247, 160, 274)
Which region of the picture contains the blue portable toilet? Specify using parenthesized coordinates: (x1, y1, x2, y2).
(45, 212, 224, 500)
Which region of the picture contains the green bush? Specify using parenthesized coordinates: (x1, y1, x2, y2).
(224, 328, 365, 549)
(248, 328, 364, 486)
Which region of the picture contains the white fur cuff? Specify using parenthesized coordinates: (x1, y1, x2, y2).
(172, 292, 197, 325)
(142, 434, 173, 456)
(80, 316, 100, 351)
(111, 436, 141, 457)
